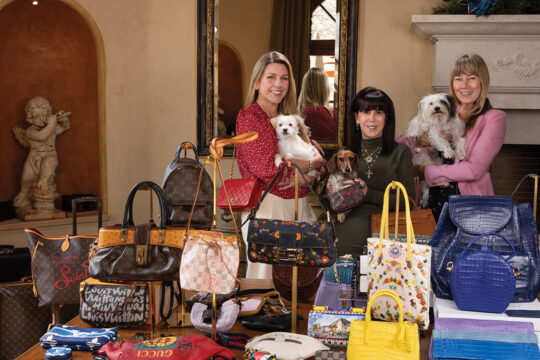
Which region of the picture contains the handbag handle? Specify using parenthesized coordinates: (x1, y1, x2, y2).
(378, 181, 416, 262)
(248, 162, 332, 221)
(210, 132, 259, 160)
(511, 173, 538, 222)
(454, 231, 517, 264)
(123, 181, 168, 229)
(174, 141, 199, 164)
(365, 289, 409, 347)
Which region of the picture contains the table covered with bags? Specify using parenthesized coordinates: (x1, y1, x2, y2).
(16, 280, 435, 360)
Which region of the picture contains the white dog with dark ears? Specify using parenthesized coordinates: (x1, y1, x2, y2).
(406, 93, 466, 207)
(271, 114, 320, 178)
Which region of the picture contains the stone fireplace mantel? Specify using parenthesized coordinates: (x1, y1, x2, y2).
(411, 15, 540, 144)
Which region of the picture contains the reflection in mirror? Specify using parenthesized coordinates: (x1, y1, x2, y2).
(197, 0, 357, 155)
(298, 67, 337, 143)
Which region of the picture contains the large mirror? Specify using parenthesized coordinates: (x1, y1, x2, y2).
(197, 0, 358, 155)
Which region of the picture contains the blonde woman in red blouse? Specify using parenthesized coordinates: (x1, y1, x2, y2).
(236, 51, 324, 279)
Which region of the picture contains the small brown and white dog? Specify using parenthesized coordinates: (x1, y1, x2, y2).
(271, 114, 320, 177)
(327, 149, 364, 223)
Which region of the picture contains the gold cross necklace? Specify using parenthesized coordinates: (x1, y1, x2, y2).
(361, 144, 382, 179)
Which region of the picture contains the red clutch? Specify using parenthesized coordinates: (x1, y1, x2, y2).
(217, 177, 263, 212)
(97, 335, 236, 360)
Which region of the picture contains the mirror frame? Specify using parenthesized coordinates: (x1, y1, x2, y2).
(197, 0, 358, 155)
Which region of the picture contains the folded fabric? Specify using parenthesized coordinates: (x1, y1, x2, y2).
(434, 317, 534, 334)
(40, 324, 118, 351)
(431, 317, 540, 360)
(432, 329, 538, 344)
(431, 338, 540, 360)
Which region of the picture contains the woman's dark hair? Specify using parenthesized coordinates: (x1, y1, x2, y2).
(345, 87, 396, 155)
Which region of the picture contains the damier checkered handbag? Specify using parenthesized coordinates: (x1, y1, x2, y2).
(179, 138, 242, 294)
(315, 350, 347, 360)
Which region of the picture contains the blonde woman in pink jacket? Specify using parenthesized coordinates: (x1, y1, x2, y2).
(416, 54, 506, 219)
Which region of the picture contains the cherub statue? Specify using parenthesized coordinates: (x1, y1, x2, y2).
(12, 96, 71, 221)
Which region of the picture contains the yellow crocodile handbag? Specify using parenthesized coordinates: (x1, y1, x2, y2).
(347, 289, 419, 360)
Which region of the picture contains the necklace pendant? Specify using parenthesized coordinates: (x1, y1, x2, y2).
(366, 169, 373, 179)
(365, 155, 373, 163)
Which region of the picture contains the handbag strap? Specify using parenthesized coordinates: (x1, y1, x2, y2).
(378, 181, 416, 262)
(456, 231, 517, 263)
(511, 173, 538, 221)
(226, 133, 259, 179)
(30, 240, 44, 298)
(247, 162, 332, 221)
(186, 133, 258, 233)
(160, 280, 182, 321)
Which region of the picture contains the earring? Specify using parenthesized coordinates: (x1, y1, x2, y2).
(355, 123, 360, 131)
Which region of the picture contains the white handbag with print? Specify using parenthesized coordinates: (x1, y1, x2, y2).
(367, 181, 431, 329)
(245, 332, 329, 360)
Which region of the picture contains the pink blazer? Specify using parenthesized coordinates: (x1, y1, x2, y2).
(424, 108, 506, 195)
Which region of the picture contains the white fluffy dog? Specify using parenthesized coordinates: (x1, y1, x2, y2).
(406, 93, 466, 207)
(271, 114, 320, 177)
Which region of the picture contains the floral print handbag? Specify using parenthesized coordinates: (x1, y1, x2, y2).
(367, 181, 431, 329)
(246, 163, 337, 268)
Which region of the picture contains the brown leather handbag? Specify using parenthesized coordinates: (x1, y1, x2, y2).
(162, 142, 213, 229)
(88, 181, 186, 281)
(371, 196, 436, 236)
(272, 265, 323, 302)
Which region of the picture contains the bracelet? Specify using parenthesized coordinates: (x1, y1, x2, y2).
(308, 160, 312, 171)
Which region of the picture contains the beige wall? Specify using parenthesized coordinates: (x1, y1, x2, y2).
(357, 0, 437, 136)
(1, 0, 197, 245)
(1, 0, 440, 246)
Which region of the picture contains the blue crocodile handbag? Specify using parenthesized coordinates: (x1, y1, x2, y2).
(430, 195, 540, 302)
(448, 232, 518, 313)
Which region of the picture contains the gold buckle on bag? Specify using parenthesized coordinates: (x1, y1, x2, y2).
(136, 245, 147, 265)
(278, 248, 297, 263)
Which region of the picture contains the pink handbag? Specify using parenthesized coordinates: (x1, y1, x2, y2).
(180, 229, 239, 294)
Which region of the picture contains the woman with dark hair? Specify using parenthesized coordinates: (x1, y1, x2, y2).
(337, 87, 414, 256)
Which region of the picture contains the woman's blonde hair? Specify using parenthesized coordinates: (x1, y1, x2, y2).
(297, 67, 330, 112)
(245, 51, 297, 115)
(449, 54, 491, 128)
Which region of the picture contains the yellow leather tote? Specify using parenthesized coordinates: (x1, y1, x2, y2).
(347, 289, 419, 360)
